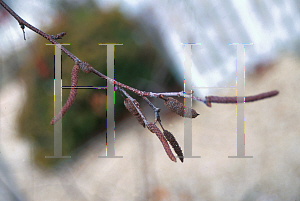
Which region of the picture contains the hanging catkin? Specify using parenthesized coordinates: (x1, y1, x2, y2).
(147, 123, 176, 162)
(164, 97, 199, 118)
(124, 98, 146, 127)
(50, 64, 79, 125)
(163, 130, 184, 163)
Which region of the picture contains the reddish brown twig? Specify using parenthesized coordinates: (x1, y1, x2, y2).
(50, 64, 79, 125)
(205, 90, 279, 107)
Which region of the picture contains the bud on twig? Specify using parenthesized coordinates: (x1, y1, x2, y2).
(163, 97, 199, 118)
(52, 32, 67, 40)
(147, 122, 176, 162)
(124, 98, 146, 127)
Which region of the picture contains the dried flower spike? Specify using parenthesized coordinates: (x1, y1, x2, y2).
(147, 122, 176, 162)
(124, 98, 146, 127)
(164, 97, 199, 118)
(50, 64, 79, 125)
(163, 130, 184, 163)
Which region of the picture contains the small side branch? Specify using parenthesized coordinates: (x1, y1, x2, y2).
(51, 32, 67, 40)
(142, 97, 161, 122)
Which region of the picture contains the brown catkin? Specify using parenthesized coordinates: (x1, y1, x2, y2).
(50, 64, 79, 125)
(124, 98, 145, 127)
(164, 97, 199, 118)
(163, 130, 184, 163)
(147, 123, 176, 162)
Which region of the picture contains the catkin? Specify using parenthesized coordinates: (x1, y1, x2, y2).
(147, 123, 176, 162)
(164, 97, 199, 118)
(50, 64, 79, 125)
(163, 130, 184, 163)
(124, 98, 145, 127)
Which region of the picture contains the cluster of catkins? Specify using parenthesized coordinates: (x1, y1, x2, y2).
(124, 96, 199, 163)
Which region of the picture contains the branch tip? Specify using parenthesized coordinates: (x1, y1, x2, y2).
(205, 90, 279, 106)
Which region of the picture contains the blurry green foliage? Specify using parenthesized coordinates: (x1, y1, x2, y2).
(17, 1, 180, 168)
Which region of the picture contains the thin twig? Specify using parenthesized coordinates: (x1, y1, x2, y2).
(142, 97, 161, 123)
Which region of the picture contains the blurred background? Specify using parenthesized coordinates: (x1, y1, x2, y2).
(0, 0, 300, 200)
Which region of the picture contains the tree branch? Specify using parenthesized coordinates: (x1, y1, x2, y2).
(1, 0, 280, 163)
